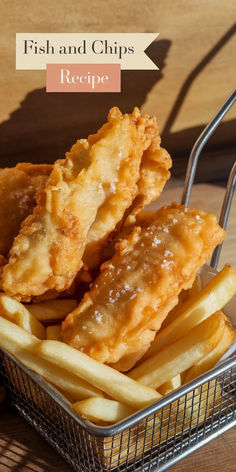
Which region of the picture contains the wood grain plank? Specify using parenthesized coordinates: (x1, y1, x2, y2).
(0, 2, 235, 172)
(171, 427, 236, 472)
(0, 413, 71, 472)
(0, 413, 235, 472)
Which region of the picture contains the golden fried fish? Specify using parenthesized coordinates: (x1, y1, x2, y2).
(81, 107, 171, 274)
(3, 107, 171, 301)
(0, 163, 52, 257)
(62, 203, 225, 371)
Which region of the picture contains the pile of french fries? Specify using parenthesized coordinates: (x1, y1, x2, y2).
(0, 264, 236, 434)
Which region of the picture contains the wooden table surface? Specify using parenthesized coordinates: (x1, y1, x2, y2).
(1, 412, 235, 472)
(1, 2, 236, 165)
(0, 183, 236, 472)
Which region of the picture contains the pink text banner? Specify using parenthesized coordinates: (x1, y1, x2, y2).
(46, 63, 121, 92)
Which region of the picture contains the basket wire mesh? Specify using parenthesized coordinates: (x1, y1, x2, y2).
(1, 89, 236, 472)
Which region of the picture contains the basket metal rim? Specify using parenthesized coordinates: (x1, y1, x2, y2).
(1, 347, 235, 438)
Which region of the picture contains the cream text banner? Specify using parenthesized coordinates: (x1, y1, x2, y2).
(16, 33, 159, 70)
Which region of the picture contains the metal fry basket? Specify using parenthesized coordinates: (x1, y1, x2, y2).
(1, 89, 236, 472)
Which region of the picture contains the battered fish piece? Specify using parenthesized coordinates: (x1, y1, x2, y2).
(101, 210, 154, 263)
(3, 107, 171, 301)
(81, 107, 171, 273)
(0, 255, 7, 291)
(0, 163, 52, 257)
(62, 204, 225, 371)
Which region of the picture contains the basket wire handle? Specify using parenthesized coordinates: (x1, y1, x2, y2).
(210, 161, 236, 269)
(181, 89, 236, 207)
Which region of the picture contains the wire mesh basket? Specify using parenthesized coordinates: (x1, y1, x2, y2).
(1, 350, 236, 471)
(1, 89, 236, 472)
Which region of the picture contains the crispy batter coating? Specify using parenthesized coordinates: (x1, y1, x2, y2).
(101, 210, 154, 263)
(81, 107, 171, 273)
(3, 107, 171, 301)
(62, 204, 225, 371)
(0, 255, 7, 291)
(0, 163, 52, 257)
(125, 127, 172, 219)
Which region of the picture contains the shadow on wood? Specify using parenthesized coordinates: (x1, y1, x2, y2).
(161, 23, 236, 181)
(0, 413, 72, 472)
(0, 40, 171, 167)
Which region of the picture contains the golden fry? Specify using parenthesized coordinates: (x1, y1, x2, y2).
(159, 374, 181, 395)
(72, 397, 135, 424)
(161, 273, 201, 330)
(46, 325, 62, 341)
(0, 316, 103, 400)
(0, 294, 45, 339)
(129, 312, 225, 389)
(26, 299, 77, 322)
(36, 340, 161, 409)
(184, 313, 235, 383)
(143, 265, 236, 361)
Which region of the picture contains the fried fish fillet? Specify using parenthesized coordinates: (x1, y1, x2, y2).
(0, 163, 52, 257)
(0, 255, 7, 291)
(101, 210, 154, 263)
(81, 107, 171, 274)
(62, 204, 225, 371)
(3, 107, 171, 301)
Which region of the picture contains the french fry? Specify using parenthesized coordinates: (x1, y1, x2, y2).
(102, 415, 161, 467)
(72, 398, 135, 424)
(0, 294, 45, 339)
(161, 379, 222, 436)
(102, 431, 139, 468)
(143, 265, 236, 360)
(36, 340, 161, 409)
(161, 273, 201, 330)
(129, 312, 225, 389)
(26, 299, 77, 323)
(0, 316, 103, 400)
(46, 325, 61, 341)
(159, 374, 181, 395)
(97, 381, 220, 466)
(101, 380, 221, 467)
(181, 370, 190, 383)
(184, 313, 236, 384)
